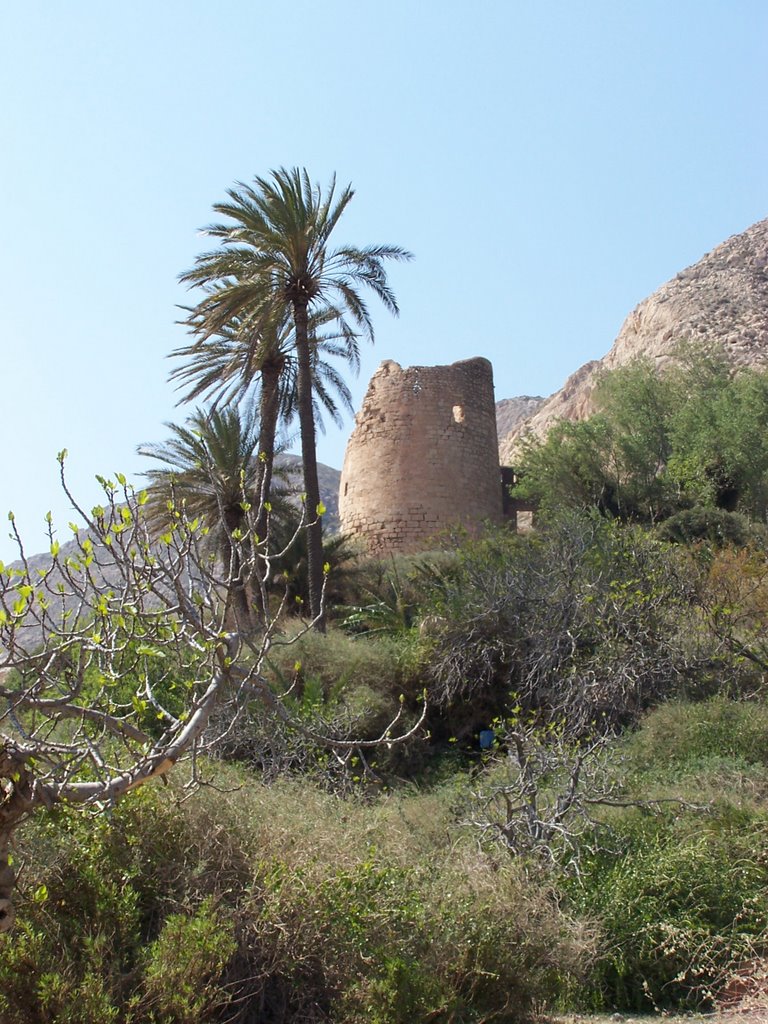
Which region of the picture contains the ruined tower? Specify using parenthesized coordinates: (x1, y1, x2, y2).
(339, 357, 503, 555)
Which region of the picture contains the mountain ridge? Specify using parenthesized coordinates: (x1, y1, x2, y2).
(498, 216, 768, 462)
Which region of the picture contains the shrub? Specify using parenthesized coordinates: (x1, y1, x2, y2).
(625, 697, 768, 778)
(420, 511, 699, 737)
(515, 353, 768, 524)
(139, 899, 236, 1024)
(208, 626, 428, 785)
(263, 626, 417, 704)
(338, 550, 457, 637)
(655, 506, 760, 547)
(691, 545, 768, 695)
(568, 809, 768, 1010)
(1, 769, 593, 1023)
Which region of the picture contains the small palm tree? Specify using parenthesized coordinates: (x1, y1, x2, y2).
(138, 407, 268, 631)
(169, 303, 359, 548)
(179, 168, 412, 628)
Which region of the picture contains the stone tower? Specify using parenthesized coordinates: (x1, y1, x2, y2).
(339, 357, 503, 555)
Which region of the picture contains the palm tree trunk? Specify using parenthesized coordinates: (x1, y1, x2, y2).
(293, 298, 325, 631)
(255, 358, 283, 549)
(223, 514, 253, 634)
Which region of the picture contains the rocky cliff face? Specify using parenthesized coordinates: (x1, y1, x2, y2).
(499, 216, 768, 463)
(495, 395, 545, 438)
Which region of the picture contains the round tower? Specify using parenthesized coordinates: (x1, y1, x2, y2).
(339, 357, 503, 555)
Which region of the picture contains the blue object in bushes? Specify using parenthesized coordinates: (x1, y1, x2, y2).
(479, 729, 495, 749)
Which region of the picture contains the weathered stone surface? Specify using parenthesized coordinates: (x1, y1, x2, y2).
(495, 395, 545, 438)
(339, 358, 503, 555)
(499, 216, 768, 462)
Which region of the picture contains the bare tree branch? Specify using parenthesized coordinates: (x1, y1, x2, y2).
(0, 456, 424, 931)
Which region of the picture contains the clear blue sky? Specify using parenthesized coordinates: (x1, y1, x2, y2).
(2, 0, 767, 561)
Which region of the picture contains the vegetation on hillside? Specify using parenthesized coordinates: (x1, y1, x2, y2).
(6, 501, 768, 1020)
(515, 347, 768, 531)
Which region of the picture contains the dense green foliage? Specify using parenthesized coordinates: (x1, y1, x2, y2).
(1, 774, 589, 1023)
(7, 692, 768, 1020)
(9, 329, 768, 1019)
(566, 695, 768, 1010)
(515, 349, 768, 526)
(571, 807, 768, 1010)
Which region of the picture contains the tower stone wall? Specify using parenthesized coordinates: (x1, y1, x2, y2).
(339, 357, 503, 555)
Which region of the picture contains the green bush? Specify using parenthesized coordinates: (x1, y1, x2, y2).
(1, 770, 592, 1023)
(264, 625, 420, 705)
(567, 808, 768, 1010)
(338, 550, 457, 637)
(140, 899, 236, 1024)
(0, 787, 250, 1024)
(625, 696, 768, 777)
(515, 352, 768, 524)
(655, 506, 760, 547)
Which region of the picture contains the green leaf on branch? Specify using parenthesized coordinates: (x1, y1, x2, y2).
(32, 884, 48, 904)
(136, 644, 166, 659)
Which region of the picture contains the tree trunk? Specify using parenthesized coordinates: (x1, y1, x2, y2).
(0, 747, 36, 933)
(0, 834, 16, 934)
(293, 298, 325, 630)
(223, 513, 253, 634)
(255, 357, 283, 553)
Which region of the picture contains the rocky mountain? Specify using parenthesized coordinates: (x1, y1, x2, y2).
(279, 455, 341, 534)
(495, 396, 545, 439)
(499, 216, 768, 463)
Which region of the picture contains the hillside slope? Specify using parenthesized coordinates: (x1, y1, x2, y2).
(499, 216, 768, 462)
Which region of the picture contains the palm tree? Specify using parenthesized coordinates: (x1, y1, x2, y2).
(178, 167, 412, 628)
(169, 303, 359, 552)
(138, 406, 267, 632)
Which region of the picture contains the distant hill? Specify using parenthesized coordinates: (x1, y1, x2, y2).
(4, 458, 342, 651)
(498, 216, 768, 462)
(278, 455, 340, 534)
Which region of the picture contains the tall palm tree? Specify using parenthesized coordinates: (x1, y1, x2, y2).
(138, 406, 266, 632)
(178, 167, 412, 627)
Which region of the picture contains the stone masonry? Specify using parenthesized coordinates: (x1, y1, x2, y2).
(339, 357, 504, 555)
